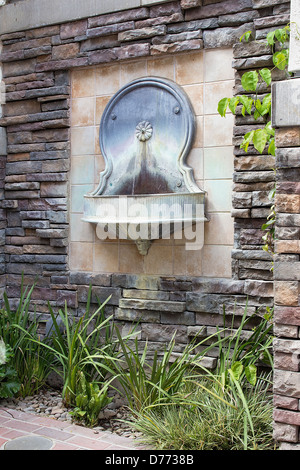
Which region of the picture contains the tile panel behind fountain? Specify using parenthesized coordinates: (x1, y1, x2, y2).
(0, 1, 286, 365)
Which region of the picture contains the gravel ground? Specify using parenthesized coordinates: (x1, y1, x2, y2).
(0, 387, 143, 439)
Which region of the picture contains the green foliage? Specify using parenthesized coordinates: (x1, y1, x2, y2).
(129, 373, 275, 451)
(217, 25, 290, 156)
(217, 25, 291, 263)
(69, 371, 113, 427)
(28, 288, 121, 408)
(0, 339, 21, 398)
(112, 327, 227, 413)
(0, 278, 53, 397)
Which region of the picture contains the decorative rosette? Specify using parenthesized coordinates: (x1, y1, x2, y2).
(136, 121, 153, 142)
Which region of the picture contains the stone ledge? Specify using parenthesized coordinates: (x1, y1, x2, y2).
(0, 0, 172, 34)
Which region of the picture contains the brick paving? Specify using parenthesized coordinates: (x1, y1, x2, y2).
(0, 407, 143, 450)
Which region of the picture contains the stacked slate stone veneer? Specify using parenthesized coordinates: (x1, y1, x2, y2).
(0, 0, 292, 393)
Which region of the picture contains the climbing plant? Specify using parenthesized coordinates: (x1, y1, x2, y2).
(218, 25, 291, 260)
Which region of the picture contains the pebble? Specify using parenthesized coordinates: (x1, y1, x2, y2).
(0, 388, 142, 439)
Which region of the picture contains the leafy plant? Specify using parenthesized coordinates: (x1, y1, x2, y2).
(112, 327, 230, 412)
(218, 25, 291, 262)
(36, 290, 120, 407)
(129, 373, 275, 451)
(69, 371, 113, 427)
(0, 338, 21, 398)
(0, 279, 53, 397)
(218, 25, 290, 156)
(214, 302, 273, 392)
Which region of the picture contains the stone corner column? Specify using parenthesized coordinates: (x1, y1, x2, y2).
(272, 75, 300, 450)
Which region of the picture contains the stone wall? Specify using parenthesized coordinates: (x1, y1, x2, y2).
(0, 0, 289, 349)
(272, 78, 300, 450)
(0, 1, 298, 446)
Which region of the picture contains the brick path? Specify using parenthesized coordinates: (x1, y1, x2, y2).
(0, 407, 143, 450)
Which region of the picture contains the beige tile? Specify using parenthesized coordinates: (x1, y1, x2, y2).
(182, 84, 203, 116)
(193, 116, 203, 148)
(94, 242, 119, 273)
(120, 60, 147, 86)
(175, 51, 204, 85)
(204, 114, 234, 147)
(70, 242, 94, 272)
(70, 213, 95, 242)
(95, 95, 112, 124)
(204, 48, 234, 82)
(119, 243, 144, 274)
(71, 126, 95, 156)
(204, 180, 232, 213)
(186, 247, 202, 276)
(144, 244, 173, 275)
(187, 147, 203, 181)
(204, 146, 234, 180)
(71, 156, 95, 185)
(95, 64, 120, 96)
(71, 184, 95, 213)
(173, 245, 187, 276)
(94, 126, 101, 155)
(204, 213, 234, 246)
(204, 80, 234, 115)
(202, 245, 232, 278)
(71, 97, 95, 127)
(147, 56, 175, 80)
(72, 68, 95, 98)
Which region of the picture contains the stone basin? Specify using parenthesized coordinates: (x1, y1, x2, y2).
(83, 192, 207, 255)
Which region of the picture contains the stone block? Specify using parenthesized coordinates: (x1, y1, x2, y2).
(118, 25, 166, 42)
(60, 19, 87, 39)
(119, 298, 186, 312)
(150, 39, 203, 55)
(186, 0, 252, 20)
(275, 127, 300, 148)
(203, 23, 253, 48)
(276, 148, 300, 169)
(86, 21, 135, 39)
(161, 311, 195, 325)
(88, 8, 149, 29)
(274, 281, 299, 306)
(275, 306, 300, 326)
(142, 323, 188, 342)
(123, 289, 169, 301)
(52, 43, 80, 60)
(273, 409, 300, 426)
(273, 422, 299, 443)
(244, 280, 273, 297)
(275, 194, 300, 213)
(114, 307, 160, 323)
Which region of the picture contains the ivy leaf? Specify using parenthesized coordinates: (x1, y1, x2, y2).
(266, 30, 276, 46)
(273, 49, 289, 70)
(238, 95, 253, 116)
(231, 362, 243, 382)
(218, 97, 230, 117)
(241, 70, 259, 92)
(241, 130, 255, 152)
(253, 128, 268, 154)
(245, 365, 257, 386)
(275, 27, 289, 45)
(259, 68, 272, 86)
(260, 94, 272, 117)
(268, 138, 276, 156)
(240, 30, 252, 42)
(265, 121, 275, 136)
(228, 97, 240, 114)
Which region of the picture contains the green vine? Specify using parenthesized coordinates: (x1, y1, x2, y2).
(218, 25, 291, 263)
